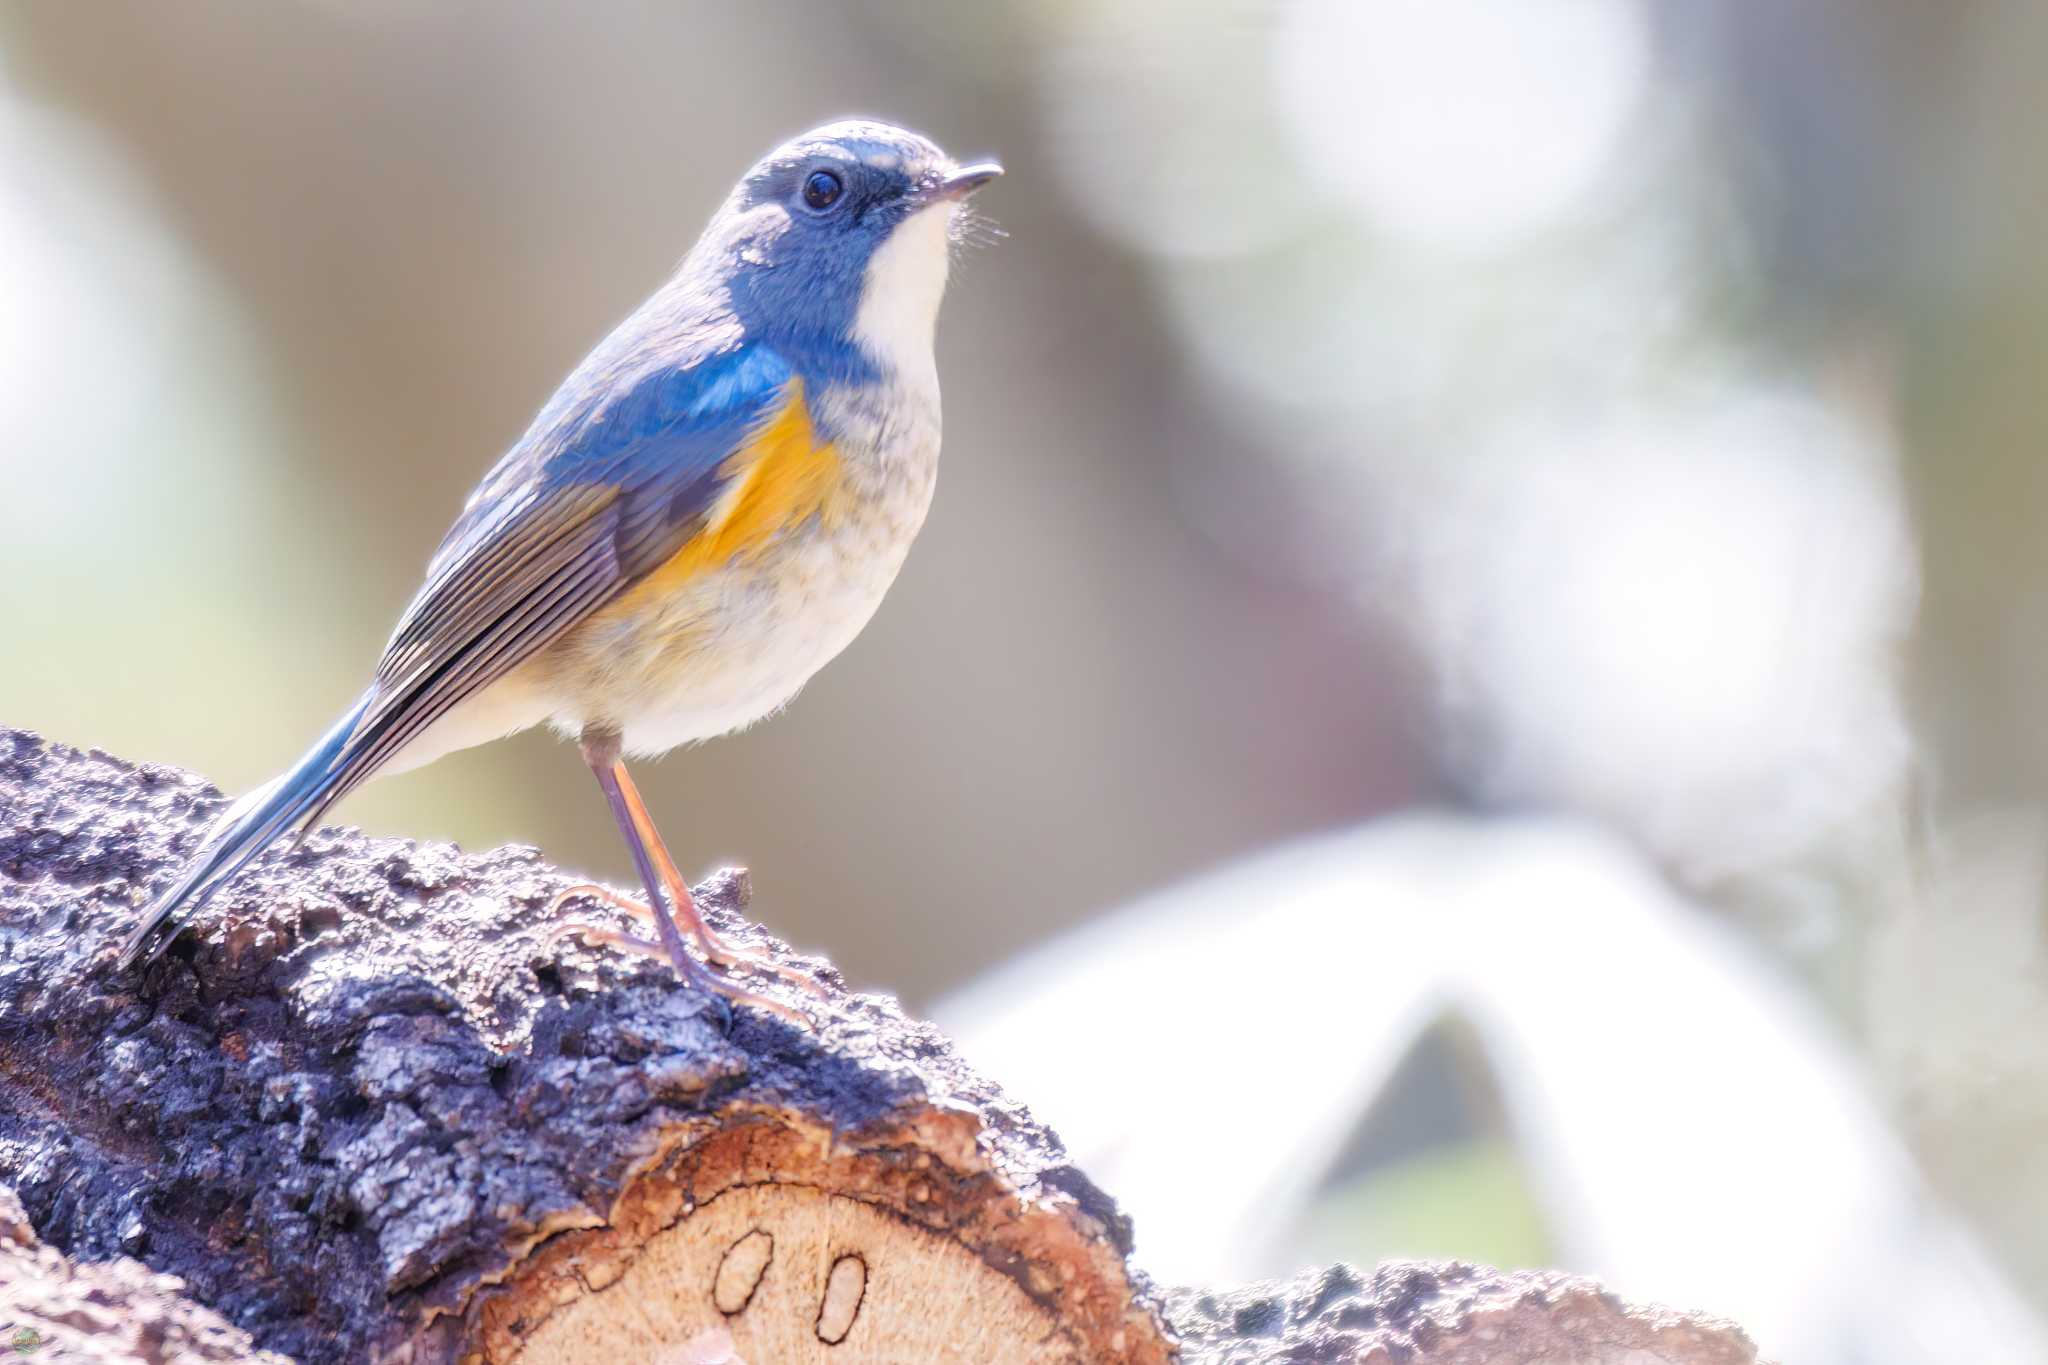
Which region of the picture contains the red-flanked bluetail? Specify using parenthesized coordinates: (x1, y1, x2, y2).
(118, 122, 1002, 1027)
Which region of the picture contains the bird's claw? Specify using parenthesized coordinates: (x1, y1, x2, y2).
(547, 882, 831, 1000)
(545, 904, 814, 1029)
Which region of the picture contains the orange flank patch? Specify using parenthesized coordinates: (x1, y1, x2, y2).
(630, 380, 844, 597)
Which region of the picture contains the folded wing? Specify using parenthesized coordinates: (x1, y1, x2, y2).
(304, 339, 800, 828)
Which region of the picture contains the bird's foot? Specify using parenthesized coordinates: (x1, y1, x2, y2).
(545, 914, 813, 1029)
(548, 882, 831, 999)
(547, 882, 822, 1021)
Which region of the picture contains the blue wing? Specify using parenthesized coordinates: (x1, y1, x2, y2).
(308, 328, 797, 821)
(118, 310, 799, 968)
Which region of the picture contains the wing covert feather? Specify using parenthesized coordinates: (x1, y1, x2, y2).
(298, 339, 795, 827)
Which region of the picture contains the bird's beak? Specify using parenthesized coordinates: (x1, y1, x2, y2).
(922, 162, 1004, 205)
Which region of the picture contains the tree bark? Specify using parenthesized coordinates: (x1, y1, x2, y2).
(0, 1183, 284, 1364)
(0, 730, 1762, 1364)
(1163, 1263, 1763, 1364)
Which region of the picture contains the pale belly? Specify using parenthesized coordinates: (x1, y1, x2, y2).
(378, 382, 938, 776)
(558, 496, 931, 756)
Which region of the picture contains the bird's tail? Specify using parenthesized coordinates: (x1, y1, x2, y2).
(117, 691, 375, 969)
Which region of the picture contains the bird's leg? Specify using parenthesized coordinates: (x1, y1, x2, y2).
(562, 726, 809, 1027)
(607, 760, 828, 997)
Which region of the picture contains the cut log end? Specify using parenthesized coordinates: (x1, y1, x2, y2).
(510, 1187, 1052, 1363)
(470, 1111, 1158, 1365)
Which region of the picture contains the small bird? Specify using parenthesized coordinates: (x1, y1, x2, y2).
(118, 120, 1001, 1018)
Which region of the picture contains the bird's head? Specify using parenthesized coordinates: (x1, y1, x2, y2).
(700, 120, 1002, 383)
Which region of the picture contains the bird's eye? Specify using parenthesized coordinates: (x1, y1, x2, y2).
(802, 170, 844, 212)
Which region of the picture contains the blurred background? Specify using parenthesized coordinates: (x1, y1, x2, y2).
(3, 2, 2046, 1359)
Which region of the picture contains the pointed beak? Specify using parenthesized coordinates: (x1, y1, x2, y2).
(922, 162, 1004, 205)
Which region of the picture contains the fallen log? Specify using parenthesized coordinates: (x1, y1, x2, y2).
(0, 730, 1762, 1364)
(1163, 1262, 1762, 1365)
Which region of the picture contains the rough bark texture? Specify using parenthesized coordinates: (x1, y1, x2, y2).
(0, 730, 1164, 1363)
(0, 729, 1764, 1364)
(1165, 1262, 1763, 1365)
(0, 1184, 1767, 1365)
(0, 1183, 284, 1364)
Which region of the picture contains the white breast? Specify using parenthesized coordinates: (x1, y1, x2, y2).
(853, 201, 955, 398)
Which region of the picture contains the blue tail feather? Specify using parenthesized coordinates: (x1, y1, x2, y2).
(118, 692, 374, 968)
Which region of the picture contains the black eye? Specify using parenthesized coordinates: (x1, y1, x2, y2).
(802, 169, 844, 211)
